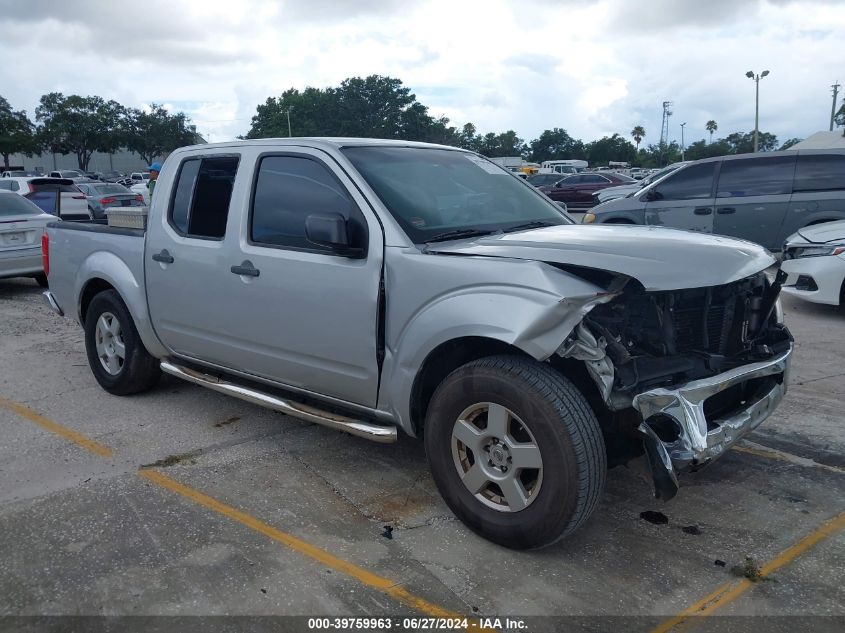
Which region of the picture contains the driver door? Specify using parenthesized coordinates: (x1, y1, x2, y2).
(644, 162, 717, 234)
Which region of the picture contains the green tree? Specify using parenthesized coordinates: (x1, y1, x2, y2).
(0, 96, 37, 170)
(477, 130, 527, 158)
(122, 104, 198, 166)
(630, 125, 645, 150)
(585, 133, 636, 165)
(35, 93, 125, 170)
(456, 122, 481, 152)
(705, 120, 718, 144)
(245, 75, 454, 142)
(527, 128, 585, 163)
(779, 137, 803, 150)
(723, 131, 778, 153)
(684, 138, 731, 161)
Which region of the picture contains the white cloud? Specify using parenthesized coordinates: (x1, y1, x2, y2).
(1, 0, 843, 145)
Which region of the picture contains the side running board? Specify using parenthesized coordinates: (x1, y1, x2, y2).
(160, 360, 397, 443)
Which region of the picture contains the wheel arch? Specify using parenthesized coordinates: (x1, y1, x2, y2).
(409, 336, 530, 436)
(75, 256, 167, 359)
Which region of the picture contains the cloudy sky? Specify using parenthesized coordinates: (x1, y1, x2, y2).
(1, 0, 843, 147)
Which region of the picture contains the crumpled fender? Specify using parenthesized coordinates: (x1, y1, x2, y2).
(380, 255, 614, 435)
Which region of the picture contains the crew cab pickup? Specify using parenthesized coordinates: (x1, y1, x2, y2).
(43, 139, 793, 549)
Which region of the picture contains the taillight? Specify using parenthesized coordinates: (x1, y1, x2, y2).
(100, 197, 117, 205)
(134, 194, 144, 203)
(41, 233, 49, 277)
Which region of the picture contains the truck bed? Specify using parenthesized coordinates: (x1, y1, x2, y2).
(45, 221, 146, 326)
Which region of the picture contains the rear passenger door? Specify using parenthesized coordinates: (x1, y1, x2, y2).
(215, 148, 383, 407)
(644, 162, 717, 233)
(781, 152, 845, 244)
(713, 155, 796, 250)
(145, 154, 242, 363)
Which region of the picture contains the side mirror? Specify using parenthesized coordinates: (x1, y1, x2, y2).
(645, 188, 662, 201)
(305, 212, 362, 257)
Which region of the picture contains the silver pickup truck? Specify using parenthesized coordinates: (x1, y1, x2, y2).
(43, 139, 793, 549)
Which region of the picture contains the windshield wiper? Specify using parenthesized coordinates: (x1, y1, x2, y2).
(424, 228, 498, 243)
(503, 220, 558, 233)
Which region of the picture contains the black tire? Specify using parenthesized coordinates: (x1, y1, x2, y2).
(84, 289, 161, 395)
(424, 355, 606, 549)
(34, 274, 48, 288)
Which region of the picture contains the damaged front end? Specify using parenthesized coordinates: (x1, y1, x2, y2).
(558, 269, 793, 501)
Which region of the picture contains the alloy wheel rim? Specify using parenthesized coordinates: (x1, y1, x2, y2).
(451, 402, 543, 512)
(94, 311, 125, 376)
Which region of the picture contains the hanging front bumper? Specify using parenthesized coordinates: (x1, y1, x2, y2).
(632, 344, 793, 500)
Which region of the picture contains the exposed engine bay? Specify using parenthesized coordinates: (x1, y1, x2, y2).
(557, 269, 794, 501)
(582, 270, 792, 401)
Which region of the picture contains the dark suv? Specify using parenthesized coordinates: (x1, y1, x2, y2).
(585, 150, 845, 251)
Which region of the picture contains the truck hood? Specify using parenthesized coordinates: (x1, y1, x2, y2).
(426, 224, 775, 291)
(795, 220, 845, 243)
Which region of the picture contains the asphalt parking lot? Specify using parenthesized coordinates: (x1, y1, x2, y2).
(1, 277, 843, 631)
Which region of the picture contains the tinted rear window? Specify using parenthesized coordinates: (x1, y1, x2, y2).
(716, 156, 796, 197)
(94, 184, 130, 194)
(793, 154, 845, 192)
(0, 193, 43, 216)
(31, 183, 79, 193)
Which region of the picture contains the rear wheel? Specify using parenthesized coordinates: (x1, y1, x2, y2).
(424, 355, 606, 549)
(84, 290, 161, 395)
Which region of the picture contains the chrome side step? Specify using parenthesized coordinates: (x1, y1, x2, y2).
(160, 360, 397, 443)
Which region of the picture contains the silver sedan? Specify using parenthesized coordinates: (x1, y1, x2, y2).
(0, 192, 55, 287)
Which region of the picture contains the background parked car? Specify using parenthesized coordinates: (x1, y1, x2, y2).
(0, 191, 55, 287)
(48, 170, 90, 183)
(527, 173, 566, 187)
(781, 220, 845, 306)
(2, 170, 41, 178)
(16, 178, 92, 221)
(537, 172, 634, 208)
(593, 161, 691, 204)
(584, 149, 845, 251)
(77, 182, 145, 219)
(129, 181, 150, 204)
(130, 171, 150, 184)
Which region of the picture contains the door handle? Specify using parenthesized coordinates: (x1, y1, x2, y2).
(717, 207, 736, 214)
(693, 207, 712, 215)
(230, 260, 260, 277)
(151, 249, 174, 264)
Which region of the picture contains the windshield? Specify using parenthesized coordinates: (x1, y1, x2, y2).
(60, 171, 81, 177)
(343, 147, 571, 242)
(0, 193, 44, 217)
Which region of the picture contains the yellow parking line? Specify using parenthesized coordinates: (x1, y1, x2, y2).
(732, 442, 845, 475)
(0, 396, 113, 458)
(651, 510, 845, 633)
(139, 470, 489, 629)
(1, 395, 485, 628)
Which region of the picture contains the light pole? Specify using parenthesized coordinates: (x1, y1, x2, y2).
(286, 108, 292, 137)
(746, 70, 770, 152)
(680, 122, 686, 161)
(831, 82, 841, 131)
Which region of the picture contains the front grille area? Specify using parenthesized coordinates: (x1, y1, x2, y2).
(672, 302, 735, 355)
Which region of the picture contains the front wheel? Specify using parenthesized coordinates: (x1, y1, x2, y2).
(424, 355, 606, 549)
(84, 289, 161, 395)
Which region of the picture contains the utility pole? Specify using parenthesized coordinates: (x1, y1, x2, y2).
(286, 109, 292, 137)
(659, 101, 673, 164)
(831, 82, 841, 131)
(746, 70, 770, 152)
(680, 122, 686, 161)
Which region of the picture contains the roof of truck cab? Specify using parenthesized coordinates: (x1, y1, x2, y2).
(172, 137, 470, 153)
